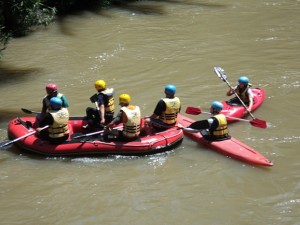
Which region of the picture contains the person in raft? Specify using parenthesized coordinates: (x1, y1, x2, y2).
(36, 97, 70, 143)
(84, 80, 115, 129)
(226, 76, 254, 113)
(188, 101, 231, 141)
(41, 83, 69, 119)
(144, 84, 181, 134)
(34, 83, 69, 128)
(103, 94, 141, 141)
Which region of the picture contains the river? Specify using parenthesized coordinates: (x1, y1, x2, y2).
(0, 0, 299, 224)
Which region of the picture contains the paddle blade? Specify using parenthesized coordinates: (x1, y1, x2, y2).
(21, 108, 40, 115)
(214, 66, 227, 81)
(250, 119, 267, 129)
(185, 106, 202, 115)
(0, 140, 12, 149)
(21, 108, 33, 114)
(188, 120, 210, 130)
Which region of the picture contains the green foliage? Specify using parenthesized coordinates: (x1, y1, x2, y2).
(0, 27, 10, 60)
(0, 0, 116, 60)
(0, 0, 56, 59)
(1, 0, 56, 37)
(45, 0, 111, 14)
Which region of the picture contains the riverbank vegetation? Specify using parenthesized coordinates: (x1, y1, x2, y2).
(0, 0, 117, 60)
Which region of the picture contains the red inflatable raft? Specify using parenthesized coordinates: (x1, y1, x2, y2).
(6, 117, 183, 156)
(177, 114, 273, 166)
(220, 88, 265, 122)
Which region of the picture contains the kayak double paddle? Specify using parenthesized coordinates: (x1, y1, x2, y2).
(213, 66, 267, 123)
(185, 106, 267, 129)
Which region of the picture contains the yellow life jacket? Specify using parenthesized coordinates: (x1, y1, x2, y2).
(122, 105, 141, 138)
(235, 84, 252, 104)
(159, 97, 181, 125)
(48, 107, 69, 139)
(210, 114, 229, 138)
(45, 93, 63, 110)
(100, 88, 115, 113)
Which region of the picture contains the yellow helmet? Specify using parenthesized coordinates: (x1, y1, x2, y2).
(94, 80, 106, 91)
(119, 94, 130, 105)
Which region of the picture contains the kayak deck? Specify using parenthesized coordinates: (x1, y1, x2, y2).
(221, 88, 265, 122)
(177, 114, 273, 166)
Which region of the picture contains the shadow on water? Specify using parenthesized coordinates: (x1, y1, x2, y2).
(0, 63, 43, 84)
(146, 0, 226, 8)
(55, 0, 227, 36)
(0, 110, 26, 130)
(0, 0, 227, 66)
(54, 0, 167, 36)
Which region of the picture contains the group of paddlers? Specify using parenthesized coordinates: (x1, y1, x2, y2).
(31, 76, 253, 143)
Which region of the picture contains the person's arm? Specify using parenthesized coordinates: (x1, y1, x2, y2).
(226, 87, 235, 96)
(39, 113, 53, 127)
(107, 111, 122, 128)
(61, 95, 69, 108)
(99, 104, 105, 124)
(246, 89, 254, 112)
(41, 98, 47, 114)
(149, 113, 158, 119)
(97, 95, 105, 124)
(150, 100, 165, 118)
(36, 113, 53, 133)
(208, 118, 219, 131)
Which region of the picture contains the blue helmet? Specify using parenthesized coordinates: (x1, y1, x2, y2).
(165, 84, 176, 96)
(50, 97, 62, 110)
(211, 101, 223, 112)
(238, 76, 249, 85)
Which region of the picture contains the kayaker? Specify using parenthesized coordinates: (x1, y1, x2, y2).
(36, 97, 70, 143)
(188, 101, 231, 141)
(144, 84, 181, 134)
(103, 94, 141, 141)
(226, 76, 254, 113)
(84, 80, 115, 129)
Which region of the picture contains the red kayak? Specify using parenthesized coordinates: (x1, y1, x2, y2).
(177, 114, 273, 166)
(220, 88, 265, 122)
(6, 117, 183, 156)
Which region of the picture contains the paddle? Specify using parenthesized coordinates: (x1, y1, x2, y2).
(21, 108, 84, 120)
(73, 125, 123, 139)
(177, 126, 201, 133)
(185, 106, 267, 128)
(0, 125, 49, 149)
(213, 66, 266, 122)
(21, 108, 40, 115)
(89, 94, 100, 111)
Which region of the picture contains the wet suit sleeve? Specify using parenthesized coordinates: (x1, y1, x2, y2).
(112, 110, 123, 125)
(153, 99, 166, 116)
(209, 118, 219, 131)
(40, 113, 54, 127)
(42, 98, 47, 114)
(61, 95, 69, 108)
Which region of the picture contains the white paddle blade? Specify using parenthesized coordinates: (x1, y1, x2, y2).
(214, 66, 227, 80)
